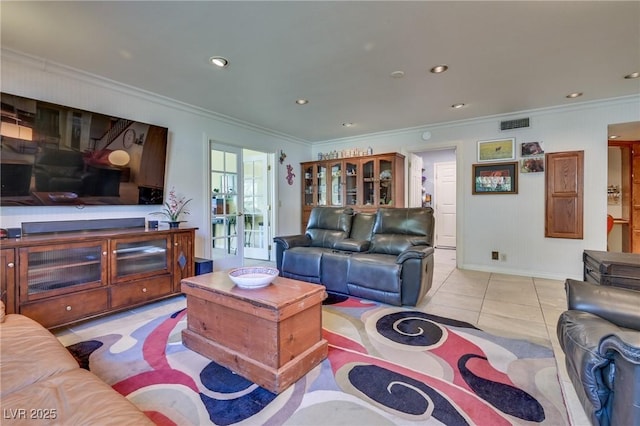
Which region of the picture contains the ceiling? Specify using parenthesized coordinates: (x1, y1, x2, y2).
(1, 1, 639, 143)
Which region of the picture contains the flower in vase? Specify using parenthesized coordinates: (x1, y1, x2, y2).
(152, 187, 192, 222)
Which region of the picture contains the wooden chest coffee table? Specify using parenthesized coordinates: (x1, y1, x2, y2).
(181, 271, 328, 394)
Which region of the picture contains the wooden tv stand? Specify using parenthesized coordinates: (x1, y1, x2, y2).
(0, 225, 195, 329)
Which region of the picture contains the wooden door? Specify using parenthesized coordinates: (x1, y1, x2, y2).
(545, 151, 584, 239)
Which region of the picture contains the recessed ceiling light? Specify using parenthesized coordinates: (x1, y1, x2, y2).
(430, 65, 449, 74)
(209, 56, 229, 68)
(295, 99, 309, 105)
(451, 103, 465, 109)
(624, 72, 640, 79)
(609, 135, 620, 139)
(390, 70, 405, 78)
(342, 122, 354, 127)
(566, 92, 583, 99)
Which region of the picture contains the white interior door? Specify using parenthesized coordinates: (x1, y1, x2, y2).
(435, 161, 456, 248)
(242, 149, 271, 260)
(210, 143, 244, 270)
(409, 153, 424, 207)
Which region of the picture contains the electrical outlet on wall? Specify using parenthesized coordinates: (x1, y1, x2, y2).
(491, 251, 499, 260)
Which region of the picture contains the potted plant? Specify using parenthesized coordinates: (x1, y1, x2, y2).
(152, 187, 192, 228)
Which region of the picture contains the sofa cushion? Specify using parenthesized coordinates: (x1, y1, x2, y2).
(281, 247, 325, 283)
(370, 208, 434, 255)
(306, 207, 353, 248)
(321, 251, 351, 294)
(0, 314, 79, 397)
(0, 368, 154, 426)
(348, 253, 401, 293)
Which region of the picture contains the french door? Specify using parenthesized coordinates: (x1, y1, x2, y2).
(210, 143, 244, 270)
(209, 143, 273, 270)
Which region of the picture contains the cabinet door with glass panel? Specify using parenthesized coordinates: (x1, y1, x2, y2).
(328, 160, 344, 206)
(361, 154, 402, 208)
(301, 161, 330, 207)
(19, 240, 108, 302)
(344, 159, 360, 207)
(110, 234, 171, 283)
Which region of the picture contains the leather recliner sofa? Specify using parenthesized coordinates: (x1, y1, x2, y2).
(557, 279, 640, 426)
(274, 206, 435, 306)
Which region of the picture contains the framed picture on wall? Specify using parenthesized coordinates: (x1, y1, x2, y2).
(472, 162, 518, 194)
(477, 138, 515, 162)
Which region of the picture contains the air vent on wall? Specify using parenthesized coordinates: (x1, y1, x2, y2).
(500, 117, 530, 131)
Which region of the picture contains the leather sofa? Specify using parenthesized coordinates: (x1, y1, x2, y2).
(33, 148, 96, 195)
(0, 302, 153, 426)
(557, 279, 640, 426)
(274, 207, 435, 306)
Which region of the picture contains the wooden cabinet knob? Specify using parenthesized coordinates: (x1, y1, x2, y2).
(112, 250, 117, 254)
(103, 251, 108, 256)
(142, 288, 147, 293)
(66, 305, 72, 311)
(7, 262, 14, 268)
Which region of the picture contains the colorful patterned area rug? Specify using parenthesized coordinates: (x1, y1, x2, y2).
(66, 296, 568, 425)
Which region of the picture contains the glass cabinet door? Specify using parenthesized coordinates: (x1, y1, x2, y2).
(362, 158, 376, 207)
(379, 158, 394, 206)
(20, 241, 107, 300)
(329, 161, 343, 206)
(345, 160, 359, 206)
(316, 163, 327, 206)
(111, 235, 170, 282)
(303, 164, 314, 207)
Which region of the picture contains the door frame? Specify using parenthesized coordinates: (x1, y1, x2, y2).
(407, 141, 464, 268)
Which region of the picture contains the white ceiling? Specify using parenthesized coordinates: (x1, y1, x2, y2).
(2, 1, 639, 142)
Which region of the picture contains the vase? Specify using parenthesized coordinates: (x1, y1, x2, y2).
(168, 221, 181, 229)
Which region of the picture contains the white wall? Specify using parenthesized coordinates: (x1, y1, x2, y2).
(313, 96, 640, 280)
(0, 51, 310, 258)
(3, 50, 639, 280)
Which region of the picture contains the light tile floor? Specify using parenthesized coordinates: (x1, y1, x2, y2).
(55, 249, 591, 425)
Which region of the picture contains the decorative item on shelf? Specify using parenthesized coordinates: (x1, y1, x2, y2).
(607, 185, 621, 204)
(151, 187, 192, 227)
(279, 150, 287, 164)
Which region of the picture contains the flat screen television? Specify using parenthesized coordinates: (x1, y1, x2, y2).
(0, 93, 168, 206)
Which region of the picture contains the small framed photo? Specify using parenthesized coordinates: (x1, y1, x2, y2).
(477, 138, 515, 162)
(521, 156, 545, 173)
(521, 141, 544, 157)
(472, 162, 518, 194)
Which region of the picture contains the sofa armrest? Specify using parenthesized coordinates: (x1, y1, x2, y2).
(565, 279, 640, 330)
(333, 239, 370, 252)
(396, 245, 434, 264)
(599, 331, 640, 364)
(273, 234, 311, 250)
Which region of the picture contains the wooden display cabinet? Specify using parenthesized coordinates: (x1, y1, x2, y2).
(301, 153, 405, 230)
(1, 249, 16, 314)
(1, 226, 195, 328)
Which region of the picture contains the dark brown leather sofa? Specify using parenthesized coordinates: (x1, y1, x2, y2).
(274, 206, 435, 306)
(557, 279, 640, 426)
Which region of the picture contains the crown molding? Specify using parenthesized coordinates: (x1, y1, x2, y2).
(1, 48, 310, 147)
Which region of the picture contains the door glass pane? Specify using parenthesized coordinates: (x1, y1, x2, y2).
(379, 159, 393, 205)
(115, 239, 167, 277)
(317, 164, 327, 205)
(27, 245, 102, 294)
(211, 146, 241, 264)
(304, 165, 313, 206)
(331, 162, 342, 206)
(346, 161, 358, 206)
(363, 159, 375, 206)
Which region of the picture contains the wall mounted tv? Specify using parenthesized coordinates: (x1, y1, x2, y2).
(0, 93, 168, 207)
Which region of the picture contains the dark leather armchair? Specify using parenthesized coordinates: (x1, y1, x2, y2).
(33, 149, 95, 195)
(557, 279, 640, 426)
(274, 207, 435, 306)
